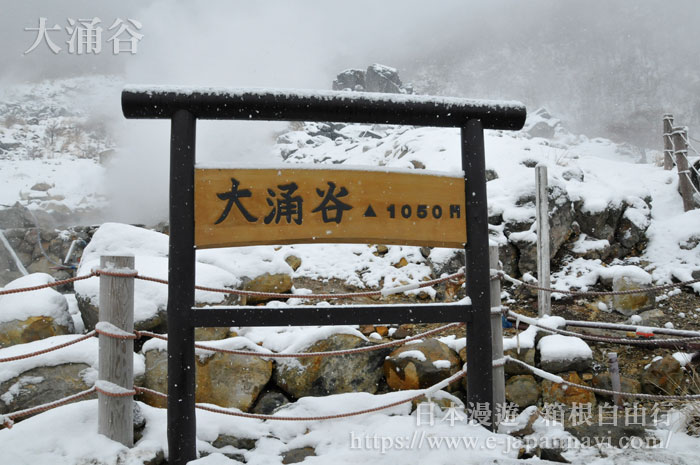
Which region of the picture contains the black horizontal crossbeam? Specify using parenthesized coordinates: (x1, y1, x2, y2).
(121, 86, 526, 130)
(191, 303, 474, 327)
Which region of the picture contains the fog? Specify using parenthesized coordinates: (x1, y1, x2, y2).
(2, 0, 700, 223)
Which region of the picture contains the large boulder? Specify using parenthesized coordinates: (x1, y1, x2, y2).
(641, 355, 683, 395)
(504, 348, 536, 375)
(0, 363, 95, 414)
(592, 372, 641, 401)
(252, 389, 290, 415)
(575, 201, 624, 242)
(141, 338, 271, 411)
(273, 332, 389, 399)
(74, 223, 240, 332)
(0, 335, 144, 415)
(332, 69, 366, 91)
(507, 186, 574, 275)
(538, 335, 592, 373)
(383, 339, 461, 391)
(364, 64, 404, 94)
(541, 371, 597, 406)
(505, 374, 540, 407)
(243, 273, 293, 304)
(524, 108, 563, 139)
(0, 203, 35, 229)
(0, 273, 74, 348)
(615, 199, 650, 252)
(547, 185, 575, 255)
(611, 275, 654, 316)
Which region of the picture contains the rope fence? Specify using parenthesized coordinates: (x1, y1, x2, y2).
(1, 387, 96, 429)
(2, 267, 697, 301)
(495, 270, 700, 297)
(504, 356, 700, 401)
(506, 310, 700, 348)
(0, 269, 465, 299)
(0, 331, 96, 363)
(2, 261, 700, 431)
(140, 322, 464, 359)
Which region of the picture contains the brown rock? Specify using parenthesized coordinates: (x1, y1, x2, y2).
(0, 363, 95, 414)
(506, 406, 541, 437)
(393, 257, 408, 268)
(194, 327, 230, 341)
(284, 255, 302, 271)
(504, 348, 536, 375)
(612, 276, 654, 316)
(282, 447, 316, 464)
(592, 372, 641, 400)
(384, 339, 461, 392)
(541, 371, 596, 406)
(375, 326, 389, 337)
(30, 182, 52, 192)
(244, 273, 293, 303)
(0, 316, 73, 348)
(391, 325, 411, 339)
(142, 347, 272, 411)
(359, 325, 375, 336)
(641, 355, 683, 395)
(273, 333, 389, 398)
(505, 375, 541, 407)
(374, 245, 389, 256)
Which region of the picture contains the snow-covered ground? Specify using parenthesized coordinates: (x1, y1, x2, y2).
(1, 395, 698, 465)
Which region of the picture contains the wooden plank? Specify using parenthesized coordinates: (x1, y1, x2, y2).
(489, 245, 505, 426)
(663, 114, 674, 170)
(194, 168, 467, 248)
(673, 128, 696, 212)
(98, 255, 134, 447)
(607, 352, 623, 408)
(536, 165, 551, 316)
(192, 302, 473, 327)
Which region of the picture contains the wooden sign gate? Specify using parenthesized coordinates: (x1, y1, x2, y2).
(121, 87, 526, 465)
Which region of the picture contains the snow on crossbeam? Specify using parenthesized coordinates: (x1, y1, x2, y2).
(121, 85, 526, 130)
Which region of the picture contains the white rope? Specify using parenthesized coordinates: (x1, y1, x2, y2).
(504, 356, 700, 400)
(681, 132, 700, 158)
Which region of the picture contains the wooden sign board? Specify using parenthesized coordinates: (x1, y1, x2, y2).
(194, 168, 467, 248)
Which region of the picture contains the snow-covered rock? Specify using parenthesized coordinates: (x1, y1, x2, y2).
(0, 273, 74, 348)
(141, 336, 271, 411)
(273, 331, 388, 399)
(74, 223, 240, 331)
(537, 334, 593, 373)
(383, 339, 461, 392)
(0, 334, 144, 415)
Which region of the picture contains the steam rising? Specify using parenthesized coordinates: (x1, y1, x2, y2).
(2, 0, 700, 223)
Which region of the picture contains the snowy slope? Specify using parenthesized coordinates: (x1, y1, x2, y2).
(274, 117, 700, 292)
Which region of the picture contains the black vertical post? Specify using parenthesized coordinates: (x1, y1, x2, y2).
(461, 119, 494, 429)
(168, 110, 197, 464)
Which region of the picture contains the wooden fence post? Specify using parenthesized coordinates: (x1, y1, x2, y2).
(535, 165, 551, 316)
(489, 245, 505, 426)
(607, 352, 623, 408)
(672, 127, 696, 212)
(98, 255, 135, 447)
(663, 114, 674, 170)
